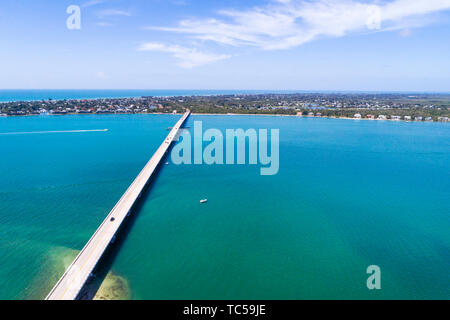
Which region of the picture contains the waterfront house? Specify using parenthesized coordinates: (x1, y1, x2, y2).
(404, 116, 412, 121)
(378, 115, 387, 120)
(0, 113, 7, 117)
(308, 112, 314, 117)
(77, 109, 92, 114)
(354, 113, 362, 119)
(415, 116, 423, 121)
(425, 117, 433, 121)
(438, 117, 449, 122)
(391, 115, 401, 120)
(50, 110, 67, 115)
(366, 114, 375, 119)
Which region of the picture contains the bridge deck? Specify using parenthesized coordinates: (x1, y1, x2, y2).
(46, 110, 190, 300)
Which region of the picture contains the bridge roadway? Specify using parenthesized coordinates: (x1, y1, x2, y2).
(46, 110, 190, 300)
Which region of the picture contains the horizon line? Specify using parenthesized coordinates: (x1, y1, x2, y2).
(1, 89, 450, 94)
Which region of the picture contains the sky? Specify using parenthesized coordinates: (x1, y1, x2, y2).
(0, 0, 450, 91)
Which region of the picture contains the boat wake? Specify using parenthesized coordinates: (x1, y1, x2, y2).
(0, 129, 109, 135)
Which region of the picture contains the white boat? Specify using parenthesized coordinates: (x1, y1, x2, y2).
(200, 199, 208, 204)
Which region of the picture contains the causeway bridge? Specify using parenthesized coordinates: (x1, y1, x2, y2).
(46, 110, 190, 300)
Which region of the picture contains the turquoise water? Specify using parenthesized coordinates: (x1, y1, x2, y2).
(0, 114, 449, 299)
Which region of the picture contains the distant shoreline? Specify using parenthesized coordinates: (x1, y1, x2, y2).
(1, 112, 447, 123)
(192, 113, 446, 123)
(2, 92, 448, 123)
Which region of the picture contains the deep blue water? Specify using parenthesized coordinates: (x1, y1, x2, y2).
(0, 90, 299, 102)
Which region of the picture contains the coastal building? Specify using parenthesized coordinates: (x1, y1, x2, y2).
(50, 110, 67, 115)
(316, 113, 322, 117)
(354, 113, 362, 119)
(391, 115, 401, 120)
(438, 117, 449, 122)
(378, 115, 387, 120)
(366, 114, 375, 119)
(425, 117, 433, 121)
(0, 113, 7, 117)
(96, 109, 115, 114)
(404, 116, 412, 121)
(415, 116, 423, 121)
(173, 110, 178, 114)
(308, 112, 314, 117)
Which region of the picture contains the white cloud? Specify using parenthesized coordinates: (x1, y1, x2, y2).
(95, 71, 107, 79)
(137, 42, 231, 68)
(399, 29, 412, 37)
(148, 0, 450, 50)
(98, 9, 132, 18)
(82, 0, 105, 8)
(96, 22, 113, 27)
